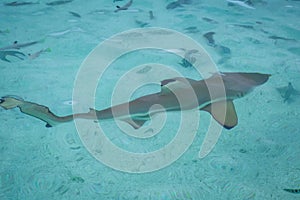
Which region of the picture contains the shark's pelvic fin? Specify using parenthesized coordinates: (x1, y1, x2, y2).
(201, 100, 238, 129)
(122, 118, 148, 129)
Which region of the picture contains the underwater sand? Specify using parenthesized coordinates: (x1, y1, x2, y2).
(0, 0, 300, 199)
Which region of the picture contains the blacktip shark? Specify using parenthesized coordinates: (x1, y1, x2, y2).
(46, 0, 73, 6)
(0, 39, 44, 51)
(226, 0, 255, 9)
(0, 72, 270, 130)
(283, 188, 300, 194)
(4, 1, 39, 6)
(114, 0, 133, 12)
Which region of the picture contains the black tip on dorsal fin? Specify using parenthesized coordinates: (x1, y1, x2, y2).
(89, 108, 96, 113)
(116, 5, 120, 8)
(45, 123, 52, 128)
(161, 78, 176, 86)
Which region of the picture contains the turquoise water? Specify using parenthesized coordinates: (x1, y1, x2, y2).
(1, 0, 300, 199)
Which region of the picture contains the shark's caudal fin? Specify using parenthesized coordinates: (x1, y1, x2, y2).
(0, 96, 73, 127)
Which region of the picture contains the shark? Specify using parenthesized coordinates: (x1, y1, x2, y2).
(0, 39, 44, 51)
(283, 188, 300, 194)
(226, 0, 255, 9)
(4, 1, 39, 6)
(0, 50, 26, 62)
(114, 0, 133, 12)
(46, 0, 73, 6)
(0, 72, 270, 129)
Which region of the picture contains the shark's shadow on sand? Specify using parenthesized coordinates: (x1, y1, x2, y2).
(276, 82, 299, 103)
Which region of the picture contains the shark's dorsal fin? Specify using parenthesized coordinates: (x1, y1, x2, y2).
(201, 100, 238, 129)
(160, 77, 198, 94)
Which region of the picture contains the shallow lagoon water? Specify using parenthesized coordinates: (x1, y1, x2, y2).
(0, 0, 300, 199)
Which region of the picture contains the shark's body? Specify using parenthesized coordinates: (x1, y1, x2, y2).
(114, 0, 133, 12)
(0, 72, 270, 129)
(0, 40, 43, 51)
(46, 0, 73, 6)
(226, 0, 255, 9)
(4, 1, 39, 6)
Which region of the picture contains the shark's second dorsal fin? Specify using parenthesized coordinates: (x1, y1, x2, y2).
(160, 77, 198, 94)
(201, 100, 238, 129)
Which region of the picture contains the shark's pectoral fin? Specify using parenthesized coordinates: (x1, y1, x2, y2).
(201, 100, 238, 129)
(122, 118, 148, 129)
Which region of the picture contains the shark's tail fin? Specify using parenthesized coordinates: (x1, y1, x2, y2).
(0, 96, 73, 127)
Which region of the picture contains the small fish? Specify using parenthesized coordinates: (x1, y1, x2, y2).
(226, 0, 255, 9)
(0, 39, 44, 51)
(277, 82, 299, 103)
(47, 27, 84, 37)
(28, 48, 51, 60)
(0, 29, 10, 34)
(215, 45, 231, 55)
(179, 49, 198, 68)
(69, 11, 81, 18)
(283, 188, 300, 194)
(166, 1, 182, 9)
(231, 24, 254, 29)
(4, 1, 39, 6)
(135, 20, 149, 27)
(90, 9, 111, 15)
(184, 26, 199, 33)
(184, 26, 197, 31)
(149, 10, 154, 20)
(46, 0, 73, 6)
(179, 0, 193, 4)
(202, 17, 218, 24)
(136, 65, 152, 74)
(215, 45, 231, 64)
(114, 0, 133, 12)
(203, 31, 216, 47)
(70, 176, 84, 183)
(0, 50, 26, 62)
(268, 35, 296, 42)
